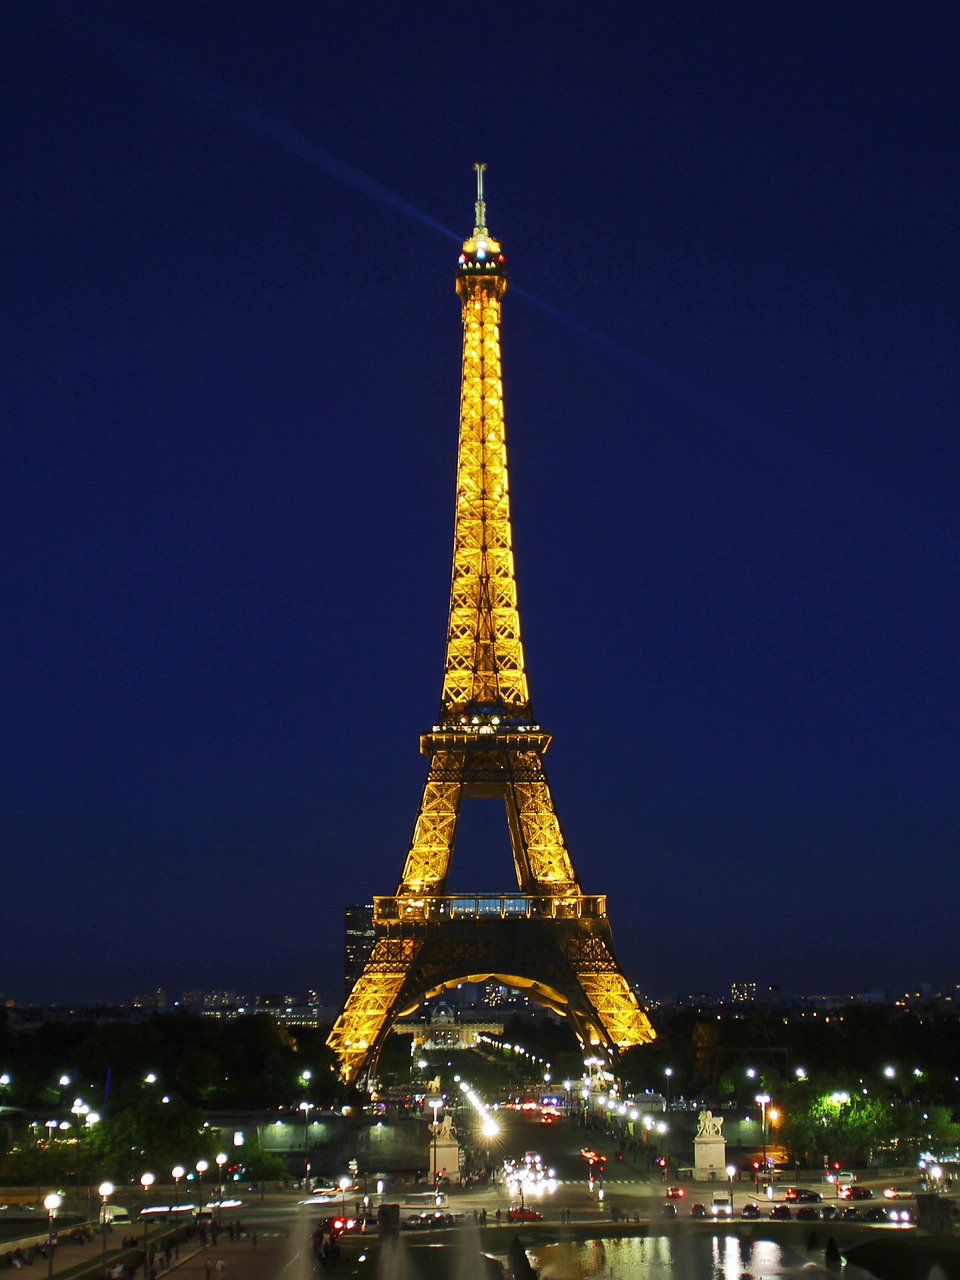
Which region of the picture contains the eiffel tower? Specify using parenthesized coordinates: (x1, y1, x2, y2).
(327, 167, 655, 1084)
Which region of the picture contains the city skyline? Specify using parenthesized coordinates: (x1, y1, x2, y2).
(3, 4, 958, 1004)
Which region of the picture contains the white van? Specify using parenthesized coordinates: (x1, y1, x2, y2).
(101, 1206, 132, 1226)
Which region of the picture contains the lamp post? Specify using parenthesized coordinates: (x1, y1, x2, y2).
(170, 1167, 184, 1259)
(756, 1094, 770, 1190)
(195, 1160, 209, 1224)
(71, 1099, 87, 1199)
(339, 1176, 350, 1221)
(43, 1193, 62, 1280)
(215, 1154, 227, 1226)
(299, 1101, 311, 1190)
(99, 1182, 114, 1279)
(427, 1095, 448, 1192)
(140, 1173, 155, 1270)
(726, 1164, 736, 1212)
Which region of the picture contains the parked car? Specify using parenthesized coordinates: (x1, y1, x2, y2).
(841, 1207, 862, 1221)
(661, 1203, 678, 1218)
(690, 1203, 706, 1218)
(796, 1206, 819, 1221)
(507, 1206, 543, 1222)
(820, 1205, 838, 1221)
(740, 1203, 762, 1220)
(770, 1204, 792, 1220)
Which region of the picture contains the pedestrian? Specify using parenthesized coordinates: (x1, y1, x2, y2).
(215, 1260, 226, 1278)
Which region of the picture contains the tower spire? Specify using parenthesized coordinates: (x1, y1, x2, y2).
(473, 161, 488, 235)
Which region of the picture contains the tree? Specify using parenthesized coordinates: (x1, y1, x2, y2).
(85, 1097, 217, 1180)
(237, 1139, 289, 1182)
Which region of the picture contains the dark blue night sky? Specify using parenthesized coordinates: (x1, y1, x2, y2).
(3, 2, 958, 1004)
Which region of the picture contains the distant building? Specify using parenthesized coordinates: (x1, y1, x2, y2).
(178, 990, 243, 1013)
(344, 904, 375, 997)
(731, 983, 757, 1004)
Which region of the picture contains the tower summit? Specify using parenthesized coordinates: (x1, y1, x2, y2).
(327, 170, 655, 1084)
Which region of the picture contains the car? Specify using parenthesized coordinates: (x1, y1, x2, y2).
(864, 1206, 889, 1223)
(784, 1188, 822, 1203)
(402, 1211, 449, 1230)
(710, 1196, 733, 1218)
(740, 1203, 762, 1219)
(665, 1186, 685, 1199)
(839, 1185, 874, 1200)
(690, 1203, 706, 1218)
(796, 1206, 819, 1221)
(883, 1187, 913, 1200)
(820, 1205, 838, 1221)
(841, 1207, 862, 1221)
(661, 1203, 678, 1218)
(507, 1207, 543, 1222)
(770, 1204, 792, 1220)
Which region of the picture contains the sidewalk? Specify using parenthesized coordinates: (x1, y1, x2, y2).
(166, 1232, 292, 1280)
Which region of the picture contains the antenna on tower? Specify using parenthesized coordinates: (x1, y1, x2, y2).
(473, 162, 488, 235)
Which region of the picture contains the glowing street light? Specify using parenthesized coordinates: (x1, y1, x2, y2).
(195, 1160, 209, 1219)
(43, 1193, 62, 1280)
(299, 1101, 312, 1190)
(140, 1173, 155, 1267)
(171, 1167, 185, 1258)
(755, 1095, 771, 1181)
(98, 1180, 114, 1279)
(427, 1097, 443, 1192)
(216, 1153, 228, 1224)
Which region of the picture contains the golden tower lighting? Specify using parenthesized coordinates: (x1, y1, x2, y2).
(327, 166, 655, 1083)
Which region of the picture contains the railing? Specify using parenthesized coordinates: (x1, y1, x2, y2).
(373, 893, 607, 924)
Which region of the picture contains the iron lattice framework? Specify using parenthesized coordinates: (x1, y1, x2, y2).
(327, 167, 655, 1083)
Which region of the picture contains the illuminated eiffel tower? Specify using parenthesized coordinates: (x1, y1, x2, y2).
(328, 167, 655, 1084)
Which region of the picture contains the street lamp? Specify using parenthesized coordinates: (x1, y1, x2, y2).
(656, 1120, 668, 1166)
(99, 1182, 115, 1274)
(215, 1153, 228, 1225)
(756, 1094, 771, 1188)
(195, 1159, 209, 1220)
(43, 1193, 62, 1280)
(427, 1097, 443, 1196)
(299, 1101, 311, 1190)
(726, 1164, 736, 1212)
(140, 1174, 155, 1270)
(339, 1175, 350, 1220)
(99, 1182, 114, 1278)
(171, 1167, 185, 1258)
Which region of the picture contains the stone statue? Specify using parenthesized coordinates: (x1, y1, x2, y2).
(696, 1109, 723, 1137)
